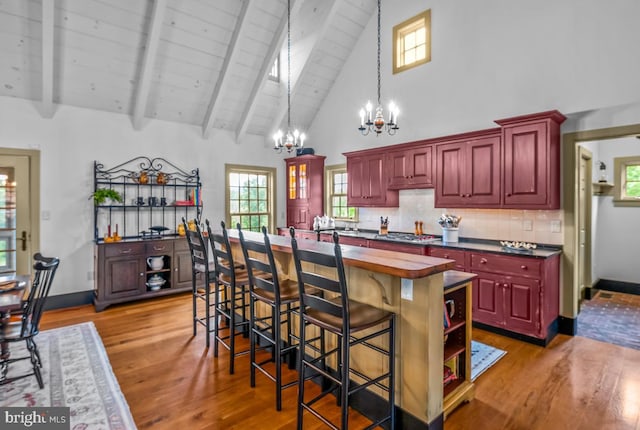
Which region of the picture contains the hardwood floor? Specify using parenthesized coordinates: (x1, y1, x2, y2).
(40, 293, 640, 430)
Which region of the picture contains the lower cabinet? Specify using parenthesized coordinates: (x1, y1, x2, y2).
(367, 239, 426, 255)
(94, 238, 193, 311)
(430, 245, 560, 344)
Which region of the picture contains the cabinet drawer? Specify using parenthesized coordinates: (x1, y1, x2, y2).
(103, 242, 145, 258)
(430, 247, 466, 269)
(146, 240, 174, 255)
(173, 237, 190, 251)
(368, 240, 426, 255)
(470, 252, 541, 278)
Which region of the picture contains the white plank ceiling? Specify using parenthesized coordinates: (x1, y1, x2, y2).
(0, 0, 376, 139)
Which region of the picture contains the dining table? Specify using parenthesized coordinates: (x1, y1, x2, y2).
(0, 275, 28, 381)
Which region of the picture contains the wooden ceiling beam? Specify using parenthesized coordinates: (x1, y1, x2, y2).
(202, 0, 252, 139)
(270, 0, 342, 138)
(236, 0, 302, 143)
(41, 0, 55, 118)
(131, 0, 167, 130)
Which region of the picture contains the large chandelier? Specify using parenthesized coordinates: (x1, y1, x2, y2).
(358, 0, 399, 136)
(273, 0, 306, 153)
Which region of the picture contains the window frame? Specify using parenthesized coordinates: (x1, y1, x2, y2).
(268, 54, 280, 82)
(225, 164, 277, 233)
(393, 9, 431, 74)
(613, 155, 640, 206)
(325, 164, 358, 222)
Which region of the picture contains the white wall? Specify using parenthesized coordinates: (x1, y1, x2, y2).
(585, 137, 640, 284)
(0, 98, 285, 297)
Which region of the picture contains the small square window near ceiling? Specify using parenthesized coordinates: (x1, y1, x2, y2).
(393, 9, 431, 74)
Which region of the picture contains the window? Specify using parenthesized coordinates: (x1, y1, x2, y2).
(393, 9, 431, 74)
(613, 155, 640, 206)
(325, 165, 357, 221)
(268, 54, 279, 82)
(226, 164, 277, 232)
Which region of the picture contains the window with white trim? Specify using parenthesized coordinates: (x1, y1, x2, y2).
(325, 165, 357, 221)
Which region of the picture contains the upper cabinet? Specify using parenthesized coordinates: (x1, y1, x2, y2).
(345, 150, 399, 207)
(285, 155, 325, 229)
(387, 144, 434, 190)
(496, 110, 566, 209)
(435, 131, 501, 207)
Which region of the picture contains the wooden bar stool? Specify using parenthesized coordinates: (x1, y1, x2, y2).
(206, 220, 251, 375)
(182, 218, 215, 348)
(237, 225, 299, 411)
(291, 229, 396, 429)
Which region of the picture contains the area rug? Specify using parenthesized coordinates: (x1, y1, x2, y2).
(0, 321, 137, 429)
(471, 340, 506, 381)
(578, 291, 640, 350)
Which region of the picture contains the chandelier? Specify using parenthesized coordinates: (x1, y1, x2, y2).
(358, 0, 399, 136)
(273, 0, 306, 153)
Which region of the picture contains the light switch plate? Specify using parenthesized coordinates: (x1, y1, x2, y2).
(523, 219, 533, 231)
(551, 220, 561, 233)
(401, 278, 413, 301)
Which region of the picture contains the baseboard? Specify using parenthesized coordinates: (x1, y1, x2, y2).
(557, 315, 577, 336)
(594, 279, 640, 296)
(472, 320, 558, 347)
(45, 291, 94, 310)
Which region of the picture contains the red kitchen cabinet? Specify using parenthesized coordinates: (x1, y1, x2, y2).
(435, 131, 501, 207)
(367, 240, 427, 255)
(496, 110, 566, 209)
(345, 151, 398, 207)
(285, 155, 325, 229)
(469, 251, 559, 343)
(387, 144, 434, 189)
(429, 247, 467, 271)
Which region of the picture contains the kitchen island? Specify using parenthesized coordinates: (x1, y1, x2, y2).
(226, 229, 457, 429)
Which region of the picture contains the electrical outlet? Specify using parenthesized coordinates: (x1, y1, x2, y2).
(401, 278, 413, 301)
(41, 210, 51, 220)
(551, 220, 561, 233)
(523, 219, 533, 231)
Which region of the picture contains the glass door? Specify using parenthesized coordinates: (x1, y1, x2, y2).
(0, 156, 30, 276)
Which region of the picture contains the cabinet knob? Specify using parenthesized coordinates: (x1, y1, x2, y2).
(506, 193, 512, 196)
(480, 258, 487, 264)
(503, 283, 509, 288)
(175, 268, 178, 271)
(520, 265, 528, 270)
(139, 272, 144, 277)
(120, 249, 132, 254)
(444, 254, 449, 258)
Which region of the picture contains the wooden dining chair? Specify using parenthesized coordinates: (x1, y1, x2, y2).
(0, 253, 60, 389)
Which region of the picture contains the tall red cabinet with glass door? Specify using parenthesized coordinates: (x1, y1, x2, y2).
(285, 154, 325, 230)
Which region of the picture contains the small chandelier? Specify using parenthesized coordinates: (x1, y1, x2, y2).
(274, 0, 306, 153)
(358, 0, 399, 137)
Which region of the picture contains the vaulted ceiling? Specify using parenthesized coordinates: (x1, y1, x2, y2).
(0, 0, 376, 140)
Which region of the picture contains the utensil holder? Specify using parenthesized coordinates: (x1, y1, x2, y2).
(442, 227, 459, 243)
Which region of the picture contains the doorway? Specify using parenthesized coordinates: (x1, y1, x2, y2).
(563, 123, 640, 336)
(0, 149, 40, 276)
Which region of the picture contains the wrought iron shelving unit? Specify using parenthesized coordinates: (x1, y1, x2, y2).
(93, 156, 201, 243)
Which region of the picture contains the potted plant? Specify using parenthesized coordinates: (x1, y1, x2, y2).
(90, 188, 123, 205)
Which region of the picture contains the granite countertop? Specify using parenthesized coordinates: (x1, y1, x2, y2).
(285, 228, 562, 259)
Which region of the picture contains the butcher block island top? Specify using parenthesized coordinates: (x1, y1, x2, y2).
(225, 229, 460, 429)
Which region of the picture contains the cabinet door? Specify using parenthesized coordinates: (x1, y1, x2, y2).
(104, 256, 145, 298)
(472, 271, 504, 326)
(503, 122, 549, 207)
(173, 247, 200, 289)
(387, 146, 434, 189)
(435, 142, 466, 206)
(286, 159, 309, 203)
(466, 135, 501, 205)
(287, 204, 310, 230)
(346, 153, 398, 207)
(503, 276, 541, 337)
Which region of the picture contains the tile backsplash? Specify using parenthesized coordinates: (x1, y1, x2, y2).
(352, 189, 563, 246)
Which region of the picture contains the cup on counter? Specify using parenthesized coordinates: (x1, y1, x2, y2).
(148, 196, 159, 207)
(136, 197, 145, 206)
(160, 197, 167, 206)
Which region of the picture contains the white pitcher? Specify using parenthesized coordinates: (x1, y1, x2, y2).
(147, 255, 164, 270)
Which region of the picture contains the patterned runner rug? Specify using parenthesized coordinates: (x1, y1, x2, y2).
(0, 321, 137, 429)
(471, 340, 506, 381)
(578, 291, 640, 350)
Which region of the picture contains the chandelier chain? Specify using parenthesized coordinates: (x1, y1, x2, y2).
(287, 0, 291, 128)
(376, 0, 381, 107)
